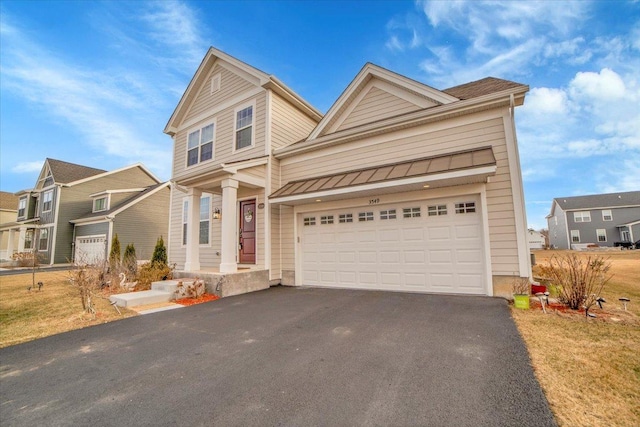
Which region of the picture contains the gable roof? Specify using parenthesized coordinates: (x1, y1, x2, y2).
(0, 191, 19, 211)
(45, 158, 106, 184)
(553, 191, 640, 211)
(164, 46, 322, 136)
(70, 182, 170, 223)
(306, 63, 460, 141)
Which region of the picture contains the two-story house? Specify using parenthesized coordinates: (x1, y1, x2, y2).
(546, 191, 640, 249)
(0, 191, 20, 261)
(3, 158, 170, 265)
(165, 47, 531, 298)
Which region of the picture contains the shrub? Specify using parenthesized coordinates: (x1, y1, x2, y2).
(109, 234, 121, 270)
(11, 252, 40, 267)
(136, 261, 174, 290)
(538, 254, 612, 311)
(174, 278, 205, 299)
(123, 243, 137, 276)
(511, 277, 531, 295)
(151, 236, 167, 266)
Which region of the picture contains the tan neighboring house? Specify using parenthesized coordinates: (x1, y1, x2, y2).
(1, 159, 170, 265)
(0, 191, 20, 261)
(165, 47, 530, 298)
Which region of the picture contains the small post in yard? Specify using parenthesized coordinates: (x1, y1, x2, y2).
(31, 221, 40, 290)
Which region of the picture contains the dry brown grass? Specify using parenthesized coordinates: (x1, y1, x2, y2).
(0, 270, 137, 348)
(513, 250, 640, 427)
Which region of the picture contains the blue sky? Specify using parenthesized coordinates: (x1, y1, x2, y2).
(1, 0, 638, 230)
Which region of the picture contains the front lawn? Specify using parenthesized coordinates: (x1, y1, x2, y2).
(512, 250, 640, 427)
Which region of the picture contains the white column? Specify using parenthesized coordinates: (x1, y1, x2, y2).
(184, 188, 202, 271)
(7, 229, 15, 257)
(220, 178, 239, 273)
(17, 227, 26, 252)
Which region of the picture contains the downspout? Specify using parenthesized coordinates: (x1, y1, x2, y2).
(71, 225, 76, 263)
(106, 215, 115, 261)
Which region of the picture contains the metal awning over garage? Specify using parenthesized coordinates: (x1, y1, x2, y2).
(269, 146, 497, 205)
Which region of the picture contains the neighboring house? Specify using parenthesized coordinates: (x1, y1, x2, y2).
(527, 229, 546, 249)
(165, 47, 531, 298)
(0, 159, 170, 265)
(546, 191, 640, 249)
(0, 191, 20, 260)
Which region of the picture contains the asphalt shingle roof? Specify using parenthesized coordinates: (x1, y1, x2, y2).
(0, 191, 19, 211)
(443, 77, 527, 100)
(47, 158, 106, 184)
(554, 191, 640, 210)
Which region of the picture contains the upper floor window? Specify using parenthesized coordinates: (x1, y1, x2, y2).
(187, 123, 214, 166)
(235, 104, 254, 151)
(42, 190, 53, 212)
(18, 197, 27, 218)
(574, 211, 591, 222)
(602, 210, 613, 221)
(44, 172, 53, 187)
(93, 196, 108, 213)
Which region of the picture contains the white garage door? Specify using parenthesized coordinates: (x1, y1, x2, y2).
(300, 196, 485, 294)
(75, 235, 107, 265)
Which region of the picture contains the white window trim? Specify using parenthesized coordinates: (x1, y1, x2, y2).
(185, 120, 216, 168)
(92, 195, 110, 213)
(38, 228, 49, 252)
(602, 210, 613, 221)
(199, 194, 211, 247)
(18, 196, 27, 219)
(596, 229, 607, 242)
(182, 199, 189, 247)
(573, 211, 591, 222)
(42, 189, 54, 213)
(570, 230, 580, 243)
(233, 100, 256, 153)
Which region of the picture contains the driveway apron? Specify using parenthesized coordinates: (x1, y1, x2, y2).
(0, 286, 555, 426)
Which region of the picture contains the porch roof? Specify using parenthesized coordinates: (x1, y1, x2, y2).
(269, 146, 496, 205)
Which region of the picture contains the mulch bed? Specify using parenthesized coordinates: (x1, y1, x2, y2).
(174, 293, 219, 306)
(525, 298, 638, 324)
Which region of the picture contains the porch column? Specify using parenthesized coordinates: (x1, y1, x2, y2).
(17, 227, 26, 252)
(7, 229, 15, 257)
(184, 188, 202, 271)
(220, 178, 239, 273)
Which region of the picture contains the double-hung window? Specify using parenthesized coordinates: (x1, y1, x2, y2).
(39, 228, 49, 251)
(235, 104, 254, 150)
(596, 229, 607, 242)
(187, 123, 214, 166)
(574, 211, 591, 222)
(570, 230, 580, 243)
(199, 196, 210, 245)
(602, 210, 612, 221)
(42, 190, 53, 212)
(18, 197, 27, 218)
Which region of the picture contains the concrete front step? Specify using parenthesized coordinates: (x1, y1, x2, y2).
(151, 279, 194, 294)
(110, 290, 174, 308)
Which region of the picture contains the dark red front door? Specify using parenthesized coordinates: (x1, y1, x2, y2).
(239, 199, 256, 264)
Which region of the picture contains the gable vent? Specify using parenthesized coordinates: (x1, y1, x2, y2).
(211, 73, 221, 94)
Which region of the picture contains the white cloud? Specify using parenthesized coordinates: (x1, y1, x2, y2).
(12, 161, 44, 173)
(385, 35, 404, 52)
(525, 88, 569, 115)
(569, 68, 628, 100)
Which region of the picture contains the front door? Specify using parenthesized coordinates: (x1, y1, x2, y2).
(239, 199, 256, 264)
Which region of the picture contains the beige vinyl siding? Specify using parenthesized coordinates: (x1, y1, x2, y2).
(271, 92, 319, 150)
(280, 205, 295, 271)
(173, 92, 267, 179)
(186, 64, 256, 125)
(112, 187, 170, 261)
(241, 165, 266, 180)
(53, 167, 159, 264)
(336, 86, 421, 132)
(279, 110, 519, 276)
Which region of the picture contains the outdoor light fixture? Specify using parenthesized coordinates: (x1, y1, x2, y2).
(423, 184, 430, 188)
(213, 208, 221, 220)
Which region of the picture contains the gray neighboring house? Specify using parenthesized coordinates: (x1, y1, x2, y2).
(2, 158, 170, 265)
(546, 191, 640, 249)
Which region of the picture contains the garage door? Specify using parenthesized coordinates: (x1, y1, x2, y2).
(75, 235, 107, 265)
(300, 196, 485, 294)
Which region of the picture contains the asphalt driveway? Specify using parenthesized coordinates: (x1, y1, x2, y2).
(0, 287, 555, 426)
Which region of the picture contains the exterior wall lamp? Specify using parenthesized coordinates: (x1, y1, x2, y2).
(213, 207, 221, 220)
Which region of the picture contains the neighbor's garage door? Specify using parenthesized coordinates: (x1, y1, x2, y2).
(75, 235, 107, 264)
(300, 196, 485, 294)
